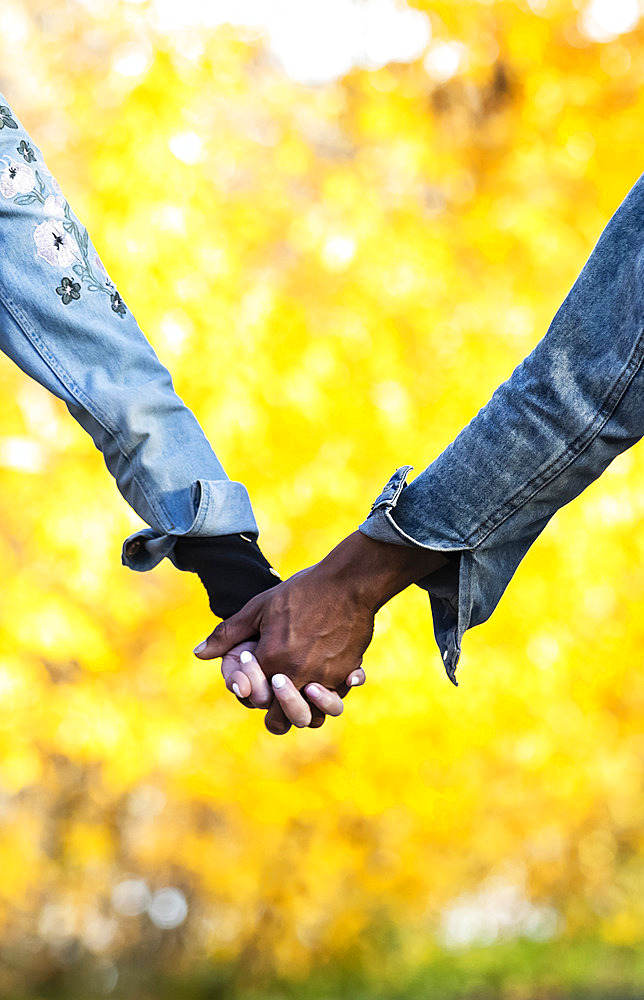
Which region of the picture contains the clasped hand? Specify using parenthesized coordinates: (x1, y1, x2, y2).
(193, 530, 447, 735)
(193, 561, 375, 734)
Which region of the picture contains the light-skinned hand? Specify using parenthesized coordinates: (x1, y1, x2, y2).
(220, 640, 365, 734)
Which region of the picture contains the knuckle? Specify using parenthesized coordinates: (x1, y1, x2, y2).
(260, 648, 280, 673)
(286, 664, 305, 686)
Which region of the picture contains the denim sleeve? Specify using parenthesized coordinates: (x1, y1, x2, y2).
(360, 172, 644, 684)
(0, 96, 257, 572)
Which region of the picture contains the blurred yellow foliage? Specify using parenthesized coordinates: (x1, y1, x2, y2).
(0, 0, 643, 993)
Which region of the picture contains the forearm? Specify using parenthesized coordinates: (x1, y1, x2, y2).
(0, 94, 258, 572)
(361, 171, 644, 680)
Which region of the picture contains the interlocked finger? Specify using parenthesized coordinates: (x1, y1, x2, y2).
(270, 674, 313, 729)
(307, 702, 326, 728)
(304, 683, 344, 717)
(264, 697, 292, 735)
(235, 650, 272, 707)
(221, 643, 271, 709)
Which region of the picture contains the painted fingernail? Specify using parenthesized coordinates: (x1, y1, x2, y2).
(272, 674, 287, 689)
(350, 676, 361, 686)
(232, 683, 242, 698)
(307, 684, 320, 697)
(193, 641, 207, 655)
(240, 650, 253, 664)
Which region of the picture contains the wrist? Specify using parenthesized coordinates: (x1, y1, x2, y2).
(318, 531, 447, 614)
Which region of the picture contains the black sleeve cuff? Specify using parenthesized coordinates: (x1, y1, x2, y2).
(173, 534, 281, 619)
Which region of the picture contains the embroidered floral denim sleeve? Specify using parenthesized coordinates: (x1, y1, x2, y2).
(0, 95, 258, 569)
(360, 172, 644, 684)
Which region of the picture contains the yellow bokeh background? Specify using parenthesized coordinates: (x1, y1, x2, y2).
(0, 1, 643, 996)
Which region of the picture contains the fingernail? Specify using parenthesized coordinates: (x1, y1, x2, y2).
(232, 683, 242, 698)
(350, 676, 361, 686)
(272, 674, 287, 689)
(193, 641, 207, 655)
(240, 650, 253, 664)
(307, 684, 320, 697)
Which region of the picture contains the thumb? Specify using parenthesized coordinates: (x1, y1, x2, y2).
(193, 603, 261, 659)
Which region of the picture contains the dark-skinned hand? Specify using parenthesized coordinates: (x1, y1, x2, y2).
(194, 531, 448, 734)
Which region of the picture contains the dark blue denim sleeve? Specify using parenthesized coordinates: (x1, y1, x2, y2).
(360, 173, 644, 683)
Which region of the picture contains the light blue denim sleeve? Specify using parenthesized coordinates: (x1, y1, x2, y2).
(361, 172, 644, 684)
(0, 96, 257, 572)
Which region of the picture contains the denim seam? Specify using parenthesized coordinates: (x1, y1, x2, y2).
(190, 479, 212, 534)
(0, 285, 178, 532)
(382, 508, 460, 553)
(463, 327, 644, 549)
(456, 549, 473, 651)
(389, 468, 411, 506)
(370, 465, 413, 512)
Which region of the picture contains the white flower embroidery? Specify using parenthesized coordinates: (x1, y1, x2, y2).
(0, 160, 35, 198)
(33, 218, 80, 268)
(42, 194, 66, 217)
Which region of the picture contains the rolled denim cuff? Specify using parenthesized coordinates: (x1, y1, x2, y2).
(360, 465, 466, 686)
(122, 478, 258, 571)
(360, 506, 414, 547)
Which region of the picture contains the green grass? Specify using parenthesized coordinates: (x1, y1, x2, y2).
(3, 937, 644, 1000)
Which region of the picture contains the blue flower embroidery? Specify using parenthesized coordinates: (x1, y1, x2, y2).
(0, 105, 18, 130)
(56, 276, 81, 304)
(110, 290, 126, 316)
(17, 139, 35, 162)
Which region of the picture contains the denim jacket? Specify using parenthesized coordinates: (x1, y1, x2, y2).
(0, 94, 257, 571)
(361, 172, 644, 683)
